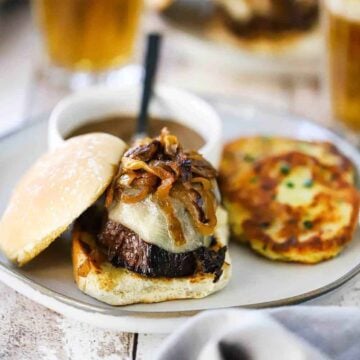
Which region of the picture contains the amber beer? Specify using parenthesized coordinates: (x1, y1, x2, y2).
(325, 0, 360, 131)
(33, 0, 142, 71)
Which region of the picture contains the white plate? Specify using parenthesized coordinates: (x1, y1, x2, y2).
(0, 99, 359, 333)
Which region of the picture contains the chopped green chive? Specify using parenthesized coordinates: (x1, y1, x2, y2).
(303, 220, 313, 229)
(286, 182, 295, 188)
(243, 154, 255, 163)
(303, 179, 314, 188)
(250, 176, 258, 184)
(280, 164, 291, 175)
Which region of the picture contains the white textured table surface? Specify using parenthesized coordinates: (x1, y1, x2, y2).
(0, 2, 359, 360)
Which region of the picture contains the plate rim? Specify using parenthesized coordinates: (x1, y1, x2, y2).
(1, 252, 359, 333)
(0, 104, 360, 332)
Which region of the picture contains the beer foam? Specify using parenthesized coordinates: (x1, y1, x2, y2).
(327, 0, 360, 21)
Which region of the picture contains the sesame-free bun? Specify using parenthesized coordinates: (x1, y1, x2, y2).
(0, 133, 127, 266)
(72, 206, 231, 306)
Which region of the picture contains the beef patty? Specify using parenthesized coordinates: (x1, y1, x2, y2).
(98, 220, 226, 281)
(76, 207, 226, 282)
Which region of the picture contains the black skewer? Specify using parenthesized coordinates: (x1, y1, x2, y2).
(135, 32, 162, 138)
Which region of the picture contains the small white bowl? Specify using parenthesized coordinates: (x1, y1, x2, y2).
(48, 84, 222, 167)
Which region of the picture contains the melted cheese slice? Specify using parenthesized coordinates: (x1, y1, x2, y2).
(108, 195, 218, 253)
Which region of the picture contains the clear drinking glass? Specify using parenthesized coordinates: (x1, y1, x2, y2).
(323, 0, 360, 133)
(32, 0, 143, 88)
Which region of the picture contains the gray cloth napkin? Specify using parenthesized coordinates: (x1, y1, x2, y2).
(154, 306, 360, 360)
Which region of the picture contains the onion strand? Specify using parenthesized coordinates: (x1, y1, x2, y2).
(107, 128, 218, 244)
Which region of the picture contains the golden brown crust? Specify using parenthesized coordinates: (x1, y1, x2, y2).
(220, 140, 359, 264)
(220, 137, 355, 188)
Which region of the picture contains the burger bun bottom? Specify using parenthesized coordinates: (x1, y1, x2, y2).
(72, 208, 231, 306)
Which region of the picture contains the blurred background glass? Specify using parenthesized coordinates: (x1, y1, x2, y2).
(324, 0, 360, 133)
(32, 0, 143, 87)
(2, 0, 357, 140)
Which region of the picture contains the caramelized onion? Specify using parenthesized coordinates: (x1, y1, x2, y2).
(191, 177, 212, 190)
(122, 158, 155, 173)
(108, 128, 218, 244)
(172, 184, 217, 236)
(119, 172, 137, 187)
(155, 195, 186, 245)
(120, 172, 158, 204)
(121, 187, 151, 204)
(162, 133, 179, 155)
(149, 166, 175, 199)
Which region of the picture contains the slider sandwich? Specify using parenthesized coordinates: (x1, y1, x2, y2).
(0, 130, 230, 306)
(73, 129, 231, 305)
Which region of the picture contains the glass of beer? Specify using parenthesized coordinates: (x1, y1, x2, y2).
(324, 0, 360, 133)
(32, 0, 143, 87)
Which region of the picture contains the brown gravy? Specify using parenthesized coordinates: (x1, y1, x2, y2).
(66, 116, 205, 150)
